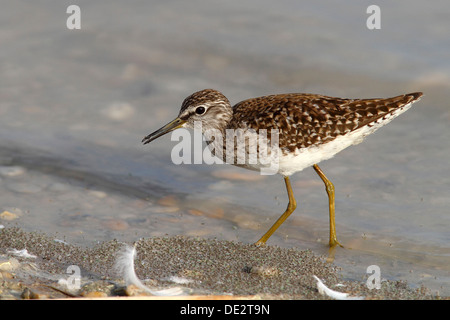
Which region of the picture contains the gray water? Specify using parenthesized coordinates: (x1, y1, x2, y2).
(0, 0, 449, 295)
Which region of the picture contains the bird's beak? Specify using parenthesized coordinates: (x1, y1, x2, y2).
(142, 117, 186, 145)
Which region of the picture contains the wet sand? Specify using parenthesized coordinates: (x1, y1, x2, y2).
(0, 227, 442, 300)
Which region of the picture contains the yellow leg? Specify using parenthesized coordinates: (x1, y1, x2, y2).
(255, 176, 297, 246)
(313, 164, 343, 248)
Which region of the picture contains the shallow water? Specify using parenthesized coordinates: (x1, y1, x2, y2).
(0, 1, 449, 295)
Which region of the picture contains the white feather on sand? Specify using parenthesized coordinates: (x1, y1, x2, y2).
(313, 275, 364, 300)
(114, 244, 186, 296)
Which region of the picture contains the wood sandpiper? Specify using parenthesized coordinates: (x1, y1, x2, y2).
(142, 89, 423, 247)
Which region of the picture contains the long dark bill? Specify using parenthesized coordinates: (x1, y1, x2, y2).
(142, 117, 186, 145)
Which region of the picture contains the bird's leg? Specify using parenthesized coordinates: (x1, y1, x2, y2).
(313, 164, 343, 248)
(255, 176, 297, 246)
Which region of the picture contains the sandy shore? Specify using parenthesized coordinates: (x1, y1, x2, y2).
(0, 227, 443, 300)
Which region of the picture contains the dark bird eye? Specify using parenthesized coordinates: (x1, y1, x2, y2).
(195, 106, 206, 115)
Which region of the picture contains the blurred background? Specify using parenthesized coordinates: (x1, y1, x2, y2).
(0, 1, 449, 295)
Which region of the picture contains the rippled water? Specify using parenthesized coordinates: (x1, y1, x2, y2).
(0, 1, 449, 295)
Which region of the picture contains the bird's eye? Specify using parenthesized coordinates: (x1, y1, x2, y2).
(195, 106, 206, 115)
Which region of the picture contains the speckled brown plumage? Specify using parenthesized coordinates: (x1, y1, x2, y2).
(143, 89, 423, 168)
(229, 92, 423, 152)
